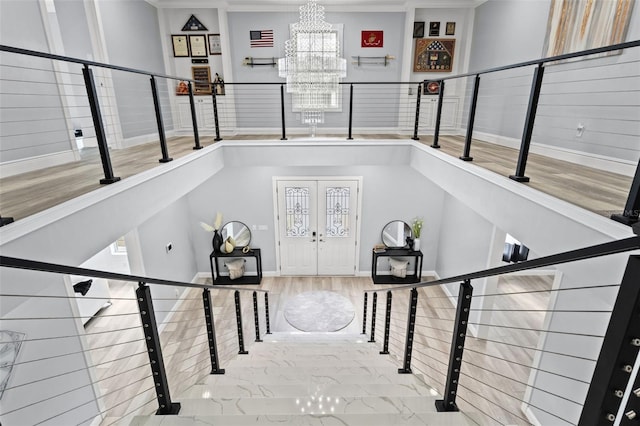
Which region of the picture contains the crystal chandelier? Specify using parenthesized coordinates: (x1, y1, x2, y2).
(278, 0, 347, 128)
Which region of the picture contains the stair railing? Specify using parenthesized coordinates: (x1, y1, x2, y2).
(363, 235, 640, 425)
(3, 40, 638, 227)
(0, 255, 270, 426)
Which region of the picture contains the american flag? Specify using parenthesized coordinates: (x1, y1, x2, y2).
(250, 30, 274, 47)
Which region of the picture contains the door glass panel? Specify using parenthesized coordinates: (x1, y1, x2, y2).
(285, 186, 310, 237)
(325, 187, 350, 237)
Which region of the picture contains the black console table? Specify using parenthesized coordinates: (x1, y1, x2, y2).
(210, 248, 262, 285)
(371, 248, 423, 284)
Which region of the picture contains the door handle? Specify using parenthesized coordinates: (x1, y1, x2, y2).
(311, 239, 316, 242)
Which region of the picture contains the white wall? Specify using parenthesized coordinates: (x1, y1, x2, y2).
(97, 0, 171, 139)
(0, 0, 73, 164)
(186, 143, 445, 274)
(136, 196, 198, 323)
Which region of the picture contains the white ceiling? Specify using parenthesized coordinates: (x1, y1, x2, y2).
(146, 0, 485, 11)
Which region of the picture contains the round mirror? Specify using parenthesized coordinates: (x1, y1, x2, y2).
(221, 221, 251, 247)
(381, 221, 412, 248)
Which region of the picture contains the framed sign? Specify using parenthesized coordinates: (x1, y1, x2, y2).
(208, 34, 221, 55)
(445, 22, 456, 36)
(413, 38, 456, 72)
(423, 80, 441, 95)
(189, 35, 207, 57)
(171, 35, 189, 57)
(361, 31, 383, 48)
(429, 21, 440, 37)
(413, 22, 425, 38)
(191, 66, 211, 94)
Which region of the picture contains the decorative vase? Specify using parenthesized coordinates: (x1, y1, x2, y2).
(212, 229, 223, 253)
(413, 237, 421, 252)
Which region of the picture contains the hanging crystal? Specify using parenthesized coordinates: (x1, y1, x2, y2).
(278, 0, 347, 128)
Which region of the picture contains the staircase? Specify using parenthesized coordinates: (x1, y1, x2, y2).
(131, 332, 473, 425)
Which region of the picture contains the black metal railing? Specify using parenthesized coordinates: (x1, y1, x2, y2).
(0, 255, 270, 426)
(363, 235, 640, 425)
(2, 40, 638, 226)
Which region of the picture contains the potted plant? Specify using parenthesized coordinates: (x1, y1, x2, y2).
(200, 212, 223, 253)
(411, 217, 423, 251)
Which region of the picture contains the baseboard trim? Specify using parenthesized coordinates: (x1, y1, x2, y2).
(158, 272, 202, 333)
(472, 131, 636, 177)
(0, 150, 78, 178)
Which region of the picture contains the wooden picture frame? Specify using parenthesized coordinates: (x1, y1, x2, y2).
(413, 38, 456, 73)
(429, 21, 440, 37)
(171, 35, 189, 57)
(446, 22, 456, 36)
(413, 22, 425, 38)
(189, 35, 207, 57)
(208, 34, 221, 55)
(191, 66, 212, 95)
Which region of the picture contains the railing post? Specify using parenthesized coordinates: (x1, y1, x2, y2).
(432, 80, 445, 149)
(369, 292, 377, 343)
(264, 292, 272, 334)
(412, 84, 422, 141)
(362, 293, 368, 335)
(234, 290, 248, 354)
(399, 288, 418, 374)
(136, 282, 180, 415)
(149, 76, 172, 163)
(347, 84, 354, 140)
(252, 291, 262, 342)
(202, 288, 225, 375)
(579, 256, 640, 425)
(187, 82, 202, 150)
(612, 161, 640, 226)
(460, 75, 480, 161)
(280, 84, 287, 141)
(510, 63, 545, 182)
(82, 65, 120, 184)
(211, 89, 222, 142)
(380, 291, 392, 355)
(436, 280, 473, 412)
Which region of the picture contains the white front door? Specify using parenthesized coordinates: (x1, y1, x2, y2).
(276, 179, 359, 276)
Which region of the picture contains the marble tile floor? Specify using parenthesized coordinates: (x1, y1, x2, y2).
(131, 332, 474, 425)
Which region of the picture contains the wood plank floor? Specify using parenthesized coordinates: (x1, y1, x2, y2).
(0, 133, 631, 222)
(83, 275, 555, 426)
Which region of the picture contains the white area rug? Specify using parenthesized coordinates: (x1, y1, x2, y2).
(283, 291, 355, 332)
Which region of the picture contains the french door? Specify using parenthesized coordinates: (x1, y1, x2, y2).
(276, 179, 360, 276)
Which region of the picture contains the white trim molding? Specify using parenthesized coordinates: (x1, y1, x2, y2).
(0, 150, 78, 179)
(472, 130, 637, 177)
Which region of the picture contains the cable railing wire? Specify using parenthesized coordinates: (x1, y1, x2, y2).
(2, 361, 150, 416)
(463, 346, 591, 385)
(4, 349, 148, 393)
(458, 380, 577, 425)
(10, 336, 145, 367)
(460, 360, 585, 406)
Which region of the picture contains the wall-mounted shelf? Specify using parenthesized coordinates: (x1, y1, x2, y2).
(352, 54, 395, 66)
(243, 57, 278, 67)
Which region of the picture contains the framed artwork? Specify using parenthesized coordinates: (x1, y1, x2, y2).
(189, 35, 207, 57)
(176, 81, 189, 96)
(542, 0, 634, 58)
(208, 34, 221, 55)
(413, 22, 425, 38)
(423, 80, 441, 95)
(191, 66, 212, 94)
(171, 35, 189, 57)
(361, 30, 383, 48)
(445, 22, 456, 36)
(429, 21, 440, 37)
(413, 38, 456, 72)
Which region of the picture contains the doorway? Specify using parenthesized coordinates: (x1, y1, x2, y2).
(275, 178, 361, 276)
